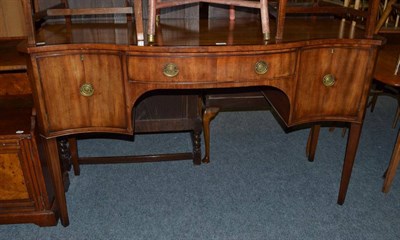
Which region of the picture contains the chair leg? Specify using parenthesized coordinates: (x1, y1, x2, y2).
(147, 0, 157, 42)
(68, 138, 80, 176)
(202, 107, 220, 163)
(133, 0, 144, 44)
(229, 5, 235, 20)
(383, 129, 400, 193)
(306, 125, 320, 162)
(260, 0, 270, 40)
(392, 98, 400, 128)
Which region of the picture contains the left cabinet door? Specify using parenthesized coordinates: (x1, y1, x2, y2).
(35, 52, 128, 135)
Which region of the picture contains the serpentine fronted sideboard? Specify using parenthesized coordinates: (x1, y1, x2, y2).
(22, 18, 383, 226)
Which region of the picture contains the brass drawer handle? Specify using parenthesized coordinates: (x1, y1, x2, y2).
(255, 61, 269, 75)
(80, 83, 94, 97)
(322, 74, 335, 87)
(163, 63, 179, 78)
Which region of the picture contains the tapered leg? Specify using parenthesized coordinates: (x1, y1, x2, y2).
(68, 138, 80, 176)
(337, 123, 362, 205)
(202, 107, 220, 163)
(382, 129, 400, 193)
(306, 125, 320, 162)
(43, 137, 69, 226)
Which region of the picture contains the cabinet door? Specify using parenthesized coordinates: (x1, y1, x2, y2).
(36, 52, 128, 134)
(291, 47, 372, 124)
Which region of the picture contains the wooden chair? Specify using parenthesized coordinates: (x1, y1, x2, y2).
(147, 0, 271, 42)
(373, 44, 400, 193)
(23, 0, 144, 46)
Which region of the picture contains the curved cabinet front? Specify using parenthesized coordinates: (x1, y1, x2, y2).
(34, 51, 129, 136)
(289, 46, 375, 125)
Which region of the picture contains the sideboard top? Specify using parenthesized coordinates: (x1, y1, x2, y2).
(30, 18, 383, 50)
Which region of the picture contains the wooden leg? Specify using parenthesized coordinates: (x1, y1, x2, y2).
(337, 123, 362, 205)
(306, 125, 320, 162)
(147, 0, 156, 42)
(392, 98, 400, 128)
(43, 137, 69, 226)
(382, 129, 400, 193)
(133, 0, 144, 44)
(68, 138, 80, 176)
(191, 129, 202, 165)
(202, 107, 220, 163)
(260, 0, 270, 40)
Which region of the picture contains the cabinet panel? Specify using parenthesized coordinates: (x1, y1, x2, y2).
(36, 53, 128, 133)
(291, 47, 371, 124)
(0, 150, 29, 201)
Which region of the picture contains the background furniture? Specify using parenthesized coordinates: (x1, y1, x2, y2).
(374, 43, 400, 193)
(0, 40, 61, 226)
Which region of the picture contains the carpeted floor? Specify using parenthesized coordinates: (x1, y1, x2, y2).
(1, 95, 400, 240)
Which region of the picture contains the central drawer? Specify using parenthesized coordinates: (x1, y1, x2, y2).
(127, 51, 297, 84)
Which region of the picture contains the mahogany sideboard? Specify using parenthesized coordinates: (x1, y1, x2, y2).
(18, 5, 383, 225)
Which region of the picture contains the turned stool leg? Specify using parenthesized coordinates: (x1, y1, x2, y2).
(202, 107, 220, 163)
(306, 125, 320, 162)
(68, 138, 80, 176)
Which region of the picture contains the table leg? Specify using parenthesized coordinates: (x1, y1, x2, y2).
(43, 137, 70, 226)
(337, 122, 362, 205)
(306, 125, 320, 162)
(382, 129, 400, 193)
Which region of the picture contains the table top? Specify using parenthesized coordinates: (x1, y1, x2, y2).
(33, 17, 382, 47)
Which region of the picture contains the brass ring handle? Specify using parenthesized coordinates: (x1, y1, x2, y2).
(80, 83, 94, 97)
(255, 61, 269, 75)
(322, 74, 335, 87)
(163, 63, 179, 78)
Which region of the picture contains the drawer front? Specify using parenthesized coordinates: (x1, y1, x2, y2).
(127, 51, 296, 84)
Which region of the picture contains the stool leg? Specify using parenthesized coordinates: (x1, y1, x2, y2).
(68, 138, 80, 176)
(260, 0, 270, 40)
(383, 130, 400, 193)
(202, 107, 220, 163)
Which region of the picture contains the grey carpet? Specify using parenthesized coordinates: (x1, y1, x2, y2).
(1, 95, 400, 240)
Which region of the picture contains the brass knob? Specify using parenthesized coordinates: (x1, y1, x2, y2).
(80, 83, 94, 97)
(322, 74, 335, 87)
(255, 61, 269, 75)
(163, 63, 179, 78)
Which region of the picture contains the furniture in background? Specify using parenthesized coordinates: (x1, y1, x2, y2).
(147, 0, 271, 42)
(24, 0, 145, 44)
(0, 40, 62, 226)
(375, 43, 400, 193)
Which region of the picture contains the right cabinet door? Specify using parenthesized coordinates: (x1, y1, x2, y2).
(291, 47, 373, 125)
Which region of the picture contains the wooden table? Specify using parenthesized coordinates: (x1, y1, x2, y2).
(21, 17, 382, 226)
